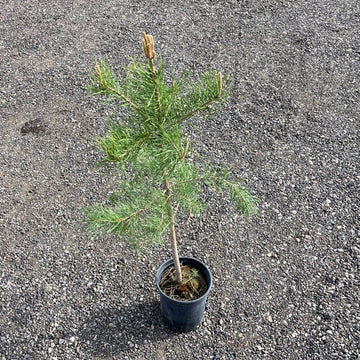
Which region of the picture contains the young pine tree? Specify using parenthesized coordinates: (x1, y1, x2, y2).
(85, 32, 256, 284)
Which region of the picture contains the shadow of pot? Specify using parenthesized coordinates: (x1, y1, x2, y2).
(155, 257, 212, 332)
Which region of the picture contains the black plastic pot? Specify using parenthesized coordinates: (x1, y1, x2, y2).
(155, 257, 212, 332)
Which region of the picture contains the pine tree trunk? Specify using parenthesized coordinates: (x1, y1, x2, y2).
(169, 207, 182, 284)
(164, 177, 182, 284)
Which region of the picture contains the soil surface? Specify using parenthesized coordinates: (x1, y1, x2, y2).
(1, 1, 359, 359)
(160, 264, 208, 301)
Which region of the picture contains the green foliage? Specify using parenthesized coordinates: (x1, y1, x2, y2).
(84, 185, 167, 250)
(85, 39, 256, 252)
(202, 167, 258, 217)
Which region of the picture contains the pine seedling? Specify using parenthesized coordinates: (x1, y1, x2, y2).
(85, 32, 256, 283)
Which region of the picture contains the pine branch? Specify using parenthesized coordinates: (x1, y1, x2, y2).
(88, 60, 138, 109)
(85, 187, 169, 249)
(171, 191, 204, 216)
(171, 167, 257, 217)
(176, 71, 231, 124)
(95, 125, 151, 166)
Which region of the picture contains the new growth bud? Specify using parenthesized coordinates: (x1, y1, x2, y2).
(95, 63, 105, 89)
(142, 32, 156, 60)
(217, 72, 223, 98)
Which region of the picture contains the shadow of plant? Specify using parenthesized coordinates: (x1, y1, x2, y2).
(78, 301, 169, 356)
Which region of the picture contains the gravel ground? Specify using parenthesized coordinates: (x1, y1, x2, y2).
(1, 1, 359, 359)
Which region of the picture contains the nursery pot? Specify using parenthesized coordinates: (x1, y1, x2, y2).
(155, 257, 212, 332)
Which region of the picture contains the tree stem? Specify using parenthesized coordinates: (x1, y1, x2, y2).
(164, 174, 182, 283)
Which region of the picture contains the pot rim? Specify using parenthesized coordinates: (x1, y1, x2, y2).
(155, 256, 212, 304)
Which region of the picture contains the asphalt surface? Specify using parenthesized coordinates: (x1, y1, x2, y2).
(0, 1, 359, 359)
